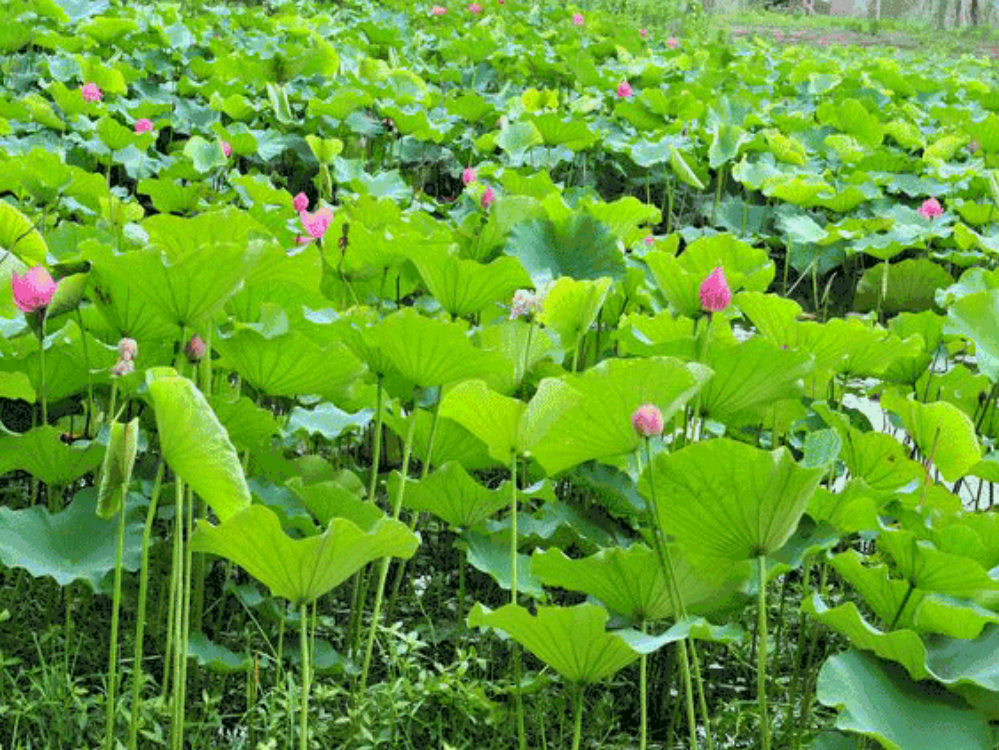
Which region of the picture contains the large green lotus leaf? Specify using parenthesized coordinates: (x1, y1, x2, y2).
(709, 123, 750, 169)
(468, 603, 641, 684)
(880, 391, 981, 483)
(391, 461, 510, 529)
(643, 439, 824, 561)
(477, 319, 558, 394)
(699, 336, 814, 423)
(209, 395, 281, 454)
(816, 649, 991, 750)
(803, 594, 930, 680)
(136, 178, 206, 214)
(410, 248, 530, 318)
(877, 528, 999, 601)
(504, 214, 625, 286)
(87, 244, 179, 341)
(0, 201, 47, 265)
(0, 488, 143, 590)
(539, 276, 612, 352)
(187, 633, 252, 674)
(612, 312, 696, 359)
(854, 259, 954, 316)
(214, 326, 366, 401)
(930, 512, 999, 571)
(531, 544, 747, 623)
(384, 406, 498, 471)
(0, 425, 103, 486)
(615, 617, 746, 653)
(807, 483, 880, 535)
(371, 308, 513, 389)
(924, 624, 999, 715)
(527, 113, 598, 151)
(96, 417, 139, 519)
(582, 196, 661, 245)
(440, 379, 578, 464)
(830, 549, 922, 628)
(146, 368, 250, 523)
(190, 504, 418, 606)
(462, 531, 544, 599)
(496, 121, 544, 156)
(946, 290, 999, 384)
(669, 145, 705, 190)
(817, 98, 884, 148)
(285, 476, 381, 530)
(533, 358, 712, 477)
(734, 291, 802, 344)
(645, 234, 774, 318)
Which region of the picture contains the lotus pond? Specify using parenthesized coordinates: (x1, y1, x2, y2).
(3, 0, 999, 748)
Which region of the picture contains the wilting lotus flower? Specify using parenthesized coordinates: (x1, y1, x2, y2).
(431, 4, 446, 13)
(699, 266, 731, 313)
(462, 167, 477, 185)
(111, 358, 135, 378)
(220, 140, 232, 158)
(616, 81, 633, 99)
(632, 404, 664, 438)
(572, 12, 584, 25)
(666, 36, 679, 49)
(510, 288, 542, 320)
(185, 335, 207, 363)
(293, 192, 309, 213)
(918, 198, 943, 219)
(117, 338, 138, 361)
(11, 267, 58, 313)
(81, 82, 102, 102)
(300, 206, 334, 240)
(134, 118, 154, 134)
(481, 186, 495, 208)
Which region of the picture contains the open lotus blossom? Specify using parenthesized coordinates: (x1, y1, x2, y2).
(81, 82, 102, 102)
(918, 198, 943, 219)
(220, 140, 232, 158)
(616, 81, 633, 99)
(431, 4, 446, 13)
(462, 167, 477, 185)
(293, 192, 309, 213)
(134, 118, 154, 134)
(640, 28, 648, 38)
(185, 334, 206, 363)
(666, 36, 679, 49)
(632, 404, 664, 438)
(468, 2, 482, 11)
(11, 267, 58, 313)
(510, 288, 543, 320)
(300, 206, 334, 240)
(117, 338, 138, 361)
(572, 12, 584, 25)
(699, 266, 731, 312)
(481, 186, 495, 208)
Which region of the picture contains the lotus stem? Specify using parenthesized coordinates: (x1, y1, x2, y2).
(299, 602, 311, 750)
(509, 450, 527, 750)
(128, 460, 165, 750)
(640, 620, 648, 750)
(103, 490, 127, 750)
(358, 407, 417, 693)
(571, 683, 584, 750)
(757, 555, 770, 750)
(39, 308, 47, 427)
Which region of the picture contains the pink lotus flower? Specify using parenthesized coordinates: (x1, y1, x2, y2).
(632, 404, 664, 438)
(572, 12, 584, 25)
(134, 118, 154, 134)
(293, 192, 309, 213)
(81, 82, 102, 103)
(185, 335, 206, 363)
(644, 236, 654, 246)
(431, 4, 446, 13)
(468, 2, 482, 11)
(481, 186, 495, 208)
(510, 288, 542, 320)
(666, 36, 679, 49)
(640, 28, 648, 38)
(616, 81, 633, 99)
(301, 206, 334, 240)
(918, 198, 943, 219)
(11, 267, 58, 313)
(220, 140, 232, 158)
(699, 267, 731, 313)
(117, 338, 138, 361)
(462, 167, 477, 185)
(111, 358, 135, 377)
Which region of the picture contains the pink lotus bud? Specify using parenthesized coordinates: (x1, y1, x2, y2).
(293, 192, 309, 213)
(640, 28, 648, 38)
(918, 198, 943, 219)
(111, 358, 135, 377)
(81, 82, 102, 102)
(572, 12, 584, 25)
(462, 167, 477, 185)
(300, 206, 333, 239)
(644, 236, 654, 246)
(431, 4, 447, 13)
(481, 186, 495, 208)
(632, 404, 664, 438)
(185, 334, 206, 363)
(699, 266, 731, 313)
(117, 338, 138, 361)
(134, 118, 154, 134)
(220, 140, 232, 158)
(616, 81, 633, 99)
(11, 267, 58, 313)
(666, 36, 679, 49)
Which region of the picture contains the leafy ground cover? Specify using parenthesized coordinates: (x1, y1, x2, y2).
(3, 0, 999, 748)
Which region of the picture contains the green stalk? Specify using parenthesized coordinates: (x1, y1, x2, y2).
(358, 407, 417, 692)
(757, 555, 770, 750)
(103, 491, 128, 750)
(128, 460, 165, 750)
(511, 452, 526, 750)
(75, 309, 95, 437)
(299, 603, 311, 750)
(176, 486, 194, 746)
(38, 310, 48, 427)
(169, 477, 186, 750)
(639, 620, 648, 750)
(571, 684, 584, 750)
